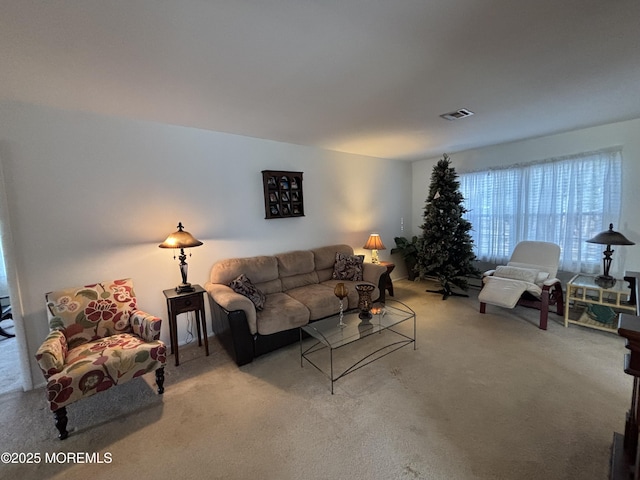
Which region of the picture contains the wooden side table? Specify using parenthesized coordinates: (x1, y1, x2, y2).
(163, 284, 208, 366)
(380, 261, 396, 297)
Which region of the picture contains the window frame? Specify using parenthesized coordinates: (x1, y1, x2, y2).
(458, 148, 623, 274)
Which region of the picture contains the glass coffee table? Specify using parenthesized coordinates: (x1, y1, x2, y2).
(299, 300, 416, 393)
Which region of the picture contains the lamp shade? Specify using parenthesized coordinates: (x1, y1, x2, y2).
(586, 223, 634, 288)
(363, 234, 386, 251)
(586, 223, 635, 246)
(159, 222, 203, 249)
(159, 222, 203, 293)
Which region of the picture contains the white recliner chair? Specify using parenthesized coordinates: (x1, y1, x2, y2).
(478, 241, 564, 330)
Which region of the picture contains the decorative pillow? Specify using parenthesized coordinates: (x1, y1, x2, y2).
(332, 253, 364, 281)
(493, 265, 539, 284)
(228, 274, 266, 311)
(508, 261, 553, 285)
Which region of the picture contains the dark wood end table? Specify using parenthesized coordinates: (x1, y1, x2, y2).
(380, 261, 395, 297)
(163, 284, 208, 366)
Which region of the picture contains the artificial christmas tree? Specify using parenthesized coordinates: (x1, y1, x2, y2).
(416, 154, 479, 299)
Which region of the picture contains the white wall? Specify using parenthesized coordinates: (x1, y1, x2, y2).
(412, 118, 640, 277)
(0, 102, 412, 389)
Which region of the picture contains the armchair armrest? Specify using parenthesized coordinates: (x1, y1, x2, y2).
(542, 277, 561, 288)
(131, 310, 163, 342)
(35, 330, 67, 379)
(480, 270, 496, 286)
(205, 283, 258, 335)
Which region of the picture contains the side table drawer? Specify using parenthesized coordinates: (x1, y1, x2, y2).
(171, 295, 204, 314)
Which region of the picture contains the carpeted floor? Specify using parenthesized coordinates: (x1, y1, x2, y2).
(0, 324, 21, 394)
(0, 279, 630, 479)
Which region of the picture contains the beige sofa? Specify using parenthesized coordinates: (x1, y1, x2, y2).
(205, 244, 387, 365)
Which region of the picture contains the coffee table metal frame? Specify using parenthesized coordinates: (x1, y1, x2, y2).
(299, 299, 416, 393)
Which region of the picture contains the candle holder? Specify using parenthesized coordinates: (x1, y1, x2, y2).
(334, 283, 349, 327)
(370, 302, 385, 324)
(355, 284, 375, 320)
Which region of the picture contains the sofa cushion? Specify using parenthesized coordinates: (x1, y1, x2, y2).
(210, 256, 279, 287)
(286, 284, 340, 320)
(228, 274, 266, 311)
(332, 253, 364, 281)
(277, 250, 320, 291)
(256, 293, 310, 335)
(312, 244, 354, 282)
(281, 271, 320, 291)
(276, 250, 315, 276)
(45, 333, 165, 411)
(254, 278, 283, 295)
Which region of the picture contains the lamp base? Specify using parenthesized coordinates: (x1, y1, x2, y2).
(176, 283, 195, 293)
(594, 275, 616, 289)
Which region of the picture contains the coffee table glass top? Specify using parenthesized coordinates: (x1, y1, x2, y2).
(301, 302, 415, 350)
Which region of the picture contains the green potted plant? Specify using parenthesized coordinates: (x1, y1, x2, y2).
(391, 236, 420, 281)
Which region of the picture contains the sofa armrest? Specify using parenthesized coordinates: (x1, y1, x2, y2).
(205, 282, 258, 335)
(131, 310, 163, 342)
(363, 263, 386, 285)
(35, 330, 67, 379)
(362, 263, 387, 303)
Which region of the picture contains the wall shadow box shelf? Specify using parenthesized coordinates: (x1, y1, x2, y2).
(262, 170, 304, 219)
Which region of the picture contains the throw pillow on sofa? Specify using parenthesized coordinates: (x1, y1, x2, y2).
(229, 274, 267, 310)
(332, 252, 364, 281)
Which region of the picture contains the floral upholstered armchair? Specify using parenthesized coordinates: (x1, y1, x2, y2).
(35, 278, 166, 440)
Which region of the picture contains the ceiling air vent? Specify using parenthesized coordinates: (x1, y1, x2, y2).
(440, 108, 474, 121)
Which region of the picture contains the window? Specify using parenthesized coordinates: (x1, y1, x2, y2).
(459, 148, 623, 274)
(0, 236, 6, 297)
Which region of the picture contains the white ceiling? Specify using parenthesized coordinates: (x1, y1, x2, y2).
(2, 0, 640, 161)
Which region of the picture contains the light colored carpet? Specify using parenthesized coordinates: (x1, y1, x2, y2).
(0, 326, 21, 394)
(0, 279, 630, 480)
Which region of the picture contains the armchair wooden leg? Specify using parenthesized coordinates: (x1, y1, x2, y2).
(539, 290, 549, 330)
(54, 407, 68, 440)
(156, 367, 165, 394)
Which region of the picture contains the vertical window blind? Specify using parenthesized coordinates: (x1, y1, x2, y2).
(459, 148, 623, 274)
